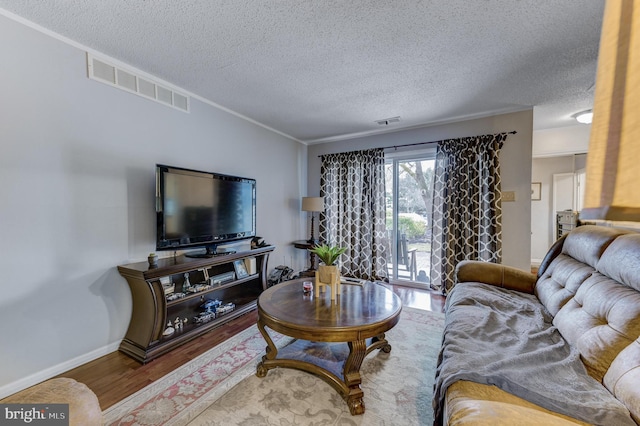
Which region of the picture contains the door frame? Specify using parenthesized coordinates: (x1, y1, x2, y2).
(385, 147, 436, 286)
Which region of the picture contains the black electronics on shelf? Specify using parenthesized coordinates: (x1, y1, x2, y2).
(117, 245, 274, 363)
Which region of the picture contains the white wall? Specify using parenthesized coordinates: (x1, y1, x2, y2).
(531, 154, 587, 262)
(530, 124, 590, 263)
(0, 15, 305, 396)
(532, 125, 590, 157)
(307, 110, 534, 271)
(531, 156, 574, 261)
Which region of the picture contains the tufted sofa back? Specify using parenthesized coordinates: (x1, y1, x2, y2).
(535, 225, 640, 423)
(535, 226, 624, 315)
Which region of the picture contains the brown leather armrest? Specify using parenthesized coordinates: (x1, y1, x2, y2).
(455, 260, 537, 294)
(445, 381, 588, 426)
(1, 378, 102, 426)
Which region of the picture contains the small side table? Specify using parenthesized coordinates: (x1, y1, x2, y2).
(293, 240, 319, 277)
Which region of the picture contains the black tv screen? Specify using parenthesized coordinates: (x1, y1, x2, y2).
(156, 164, 256, 255)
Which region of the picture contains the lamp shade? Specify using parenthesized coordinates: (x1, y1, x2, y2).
(301, 197, 324, 212)
(581, 0, 640, 221)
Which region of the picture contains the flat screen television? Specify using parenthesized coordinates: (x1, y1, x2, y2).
(156, 164, 256, 257)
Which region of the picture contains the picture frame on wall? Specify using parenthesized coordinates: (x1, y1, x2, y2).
(531, 182, 542, 200)
(233, 259, 249, 279)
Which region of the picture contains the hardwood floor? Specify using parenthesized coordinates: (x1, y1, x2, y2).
(55, 284, 445, 410)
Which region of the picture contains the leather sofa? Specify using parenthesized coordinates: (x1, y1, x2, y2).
(433, 225, 640, 425)
(1, 378, 102, 425)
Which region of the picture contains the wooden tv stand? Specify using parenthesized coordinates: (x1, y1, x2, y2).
(117, 245, 274, 363)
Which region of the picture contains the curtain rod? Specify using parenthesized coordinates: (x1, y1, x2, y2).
(385, 130, 517, 151)
(317, 131, 517, 157)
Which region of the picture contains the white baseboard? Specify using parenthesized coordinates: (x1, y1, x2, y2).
(0, 341, 121, 399)
(531, 259, 543, 266)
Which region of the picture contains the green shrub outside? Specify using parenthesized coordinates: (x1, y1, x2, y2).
(386, 214, 427, 240)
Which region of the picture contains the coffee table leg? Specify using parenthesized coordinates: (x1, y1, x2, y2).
(344, 339, 367, 415)
(368, 333, 392, 355)
(256, 319, 277, 378)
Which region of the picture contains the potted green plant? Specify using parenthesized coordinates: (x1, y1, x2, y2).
(309, 244, 347, 286)
(309, 244, 347, 266)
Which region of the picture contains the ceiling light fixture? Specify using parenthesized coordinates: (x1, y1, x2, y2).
(573, 109, 593, 124)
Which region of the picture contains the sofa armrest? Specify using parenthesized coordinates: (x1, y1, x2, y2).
(455, 260, 537, 294)
(1, 378, 102, 426)
(604, 340, 640, 424)
(445, 381, 588, 426)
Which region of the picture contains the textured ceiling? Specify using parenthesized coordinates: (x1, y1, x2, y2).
(0, 1, 604, 143)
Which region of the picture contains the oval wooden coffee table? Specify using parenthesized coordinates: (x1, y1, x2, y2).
(256, 278, 402, 415)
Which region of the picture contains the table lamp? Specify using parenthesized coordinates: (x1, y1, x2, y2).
(581, 0, 640, 222)
(302, 197, 324, 243)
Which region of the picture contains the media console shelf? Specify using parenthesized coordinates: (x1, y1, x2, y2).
(117, 245, 274, 363)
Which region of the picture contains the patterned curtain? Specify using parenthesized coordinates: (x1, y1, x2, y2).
(429, 133, 508, 294)
(319, 148, 387, 281)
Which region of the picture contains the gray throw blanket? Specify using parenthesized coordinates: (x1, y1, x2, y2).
(432, 282, 635, 426)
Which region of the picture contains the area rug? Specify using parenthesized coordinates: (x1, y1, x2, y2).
(103, 307, 444, 425)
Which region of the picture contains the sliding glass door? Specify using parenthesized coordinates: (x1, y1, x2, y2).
(385, 151, 435, 287)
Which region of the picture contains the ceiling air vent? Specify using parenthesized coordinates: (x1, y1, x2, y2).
(87, 54, 190, 112)
(375, 116, 401, 125)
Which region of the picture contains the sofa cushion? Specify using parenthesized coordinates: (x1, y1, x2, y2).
(535, 255, 594, 316)
(561, 225, 624, 266)
(604, 339, 640, 424)
(553, 272, 640, 381)
(445, 380, 589, 426)
(597, 233, 640, 292)
(535, 225, 626, 317)
(553, 233, 640, 382)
